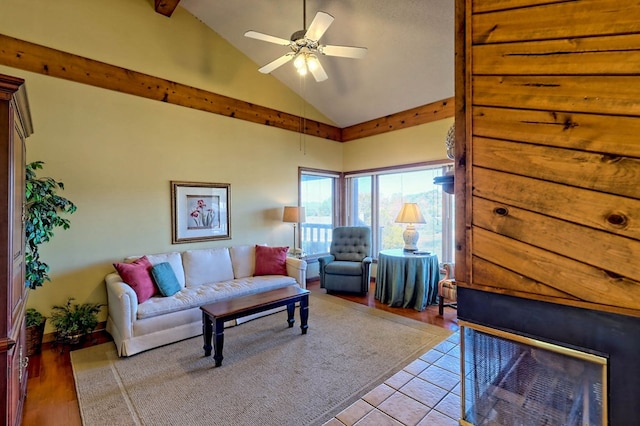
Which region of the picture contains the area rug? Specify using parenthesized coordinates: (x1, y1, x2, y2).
(71, 291, 452, 426)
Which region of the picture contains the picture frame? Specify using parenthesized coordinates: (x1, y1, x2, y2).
(171, 181, 231, 244)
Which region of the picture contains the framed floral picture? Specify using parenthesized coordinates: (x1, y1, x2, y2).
(171, 181, 231, 244)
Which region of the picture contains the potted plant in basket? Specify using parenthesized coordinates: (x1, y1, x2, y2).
(25, 308, 46, 356)
(24, 161, 77, 355)
(50, 297, 104, 350)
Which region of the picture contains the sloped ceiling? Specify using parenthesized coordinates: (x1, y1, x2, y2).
(179, 0, 455, 128)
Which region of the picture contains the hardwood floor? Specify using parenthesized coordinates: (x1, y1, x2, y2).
(21, 279, 458, 426)
(22, 333, 111, 426)
(318, 279, 459, 333)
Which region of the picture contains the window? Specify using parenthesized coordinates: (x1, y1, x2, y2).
(298, 164, 454, 263)
(299, 169, 341, 257)
(345, 163, 454, 262)
(348, 175, 372, 228)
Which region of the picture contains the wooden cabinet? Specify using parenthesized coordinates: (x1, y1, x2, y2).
(0, 74, 33, 426)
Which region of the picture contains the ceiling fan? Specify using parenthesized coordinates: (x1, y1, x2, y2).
(244, 0, 367, 82)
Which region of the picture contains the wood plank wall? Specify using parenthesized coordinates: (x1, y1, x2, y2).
(457, 0, 640, 317)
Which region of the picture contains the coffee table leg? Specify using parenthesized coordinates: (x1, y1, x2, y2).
(213, 319, 224, 367)
(286, 303, 295, 328)
(202, 312, 213, 356)
(300, 294, 309, 335)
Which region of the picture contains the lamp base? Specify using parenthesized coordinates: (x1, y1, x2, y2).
(289, 247, 306, 259)
(402, 225, 420, 252)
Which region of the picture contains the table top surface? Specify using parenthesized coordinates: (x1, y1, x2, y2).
(201, 285, 309, 317)
(379, 249, 437, 259)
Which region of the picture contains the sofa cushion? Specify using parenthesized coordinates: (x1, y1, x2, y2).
(113, 256, 157, 303)
(254, 245, 288, 276)
(151, 262, 181, 297)
(136, 275, 298, 319)
(229, 245, 257, 279)
(126, 252, 186, 289)
(183, 248, 234, 288)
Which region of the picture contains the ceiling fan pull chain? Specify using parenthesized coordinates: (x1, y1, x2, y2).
(299, 75, 307, 155)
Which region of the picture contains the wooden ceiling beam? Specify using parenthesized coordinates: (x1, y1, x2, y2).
(0, 33, 341, 141)
(154, 0, 181, 18)
(0, 33, 453, 142)
(341, 97, 455, 142)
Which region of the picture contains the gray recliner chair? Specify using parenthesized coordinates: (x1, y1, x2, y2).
(318, 226, 372, 295)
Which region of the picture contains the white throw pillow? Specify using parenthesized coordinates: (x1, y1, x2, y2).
(229, 245, 255, 279)
(229, 244, 267, 279)
(183, 248, 234, 287)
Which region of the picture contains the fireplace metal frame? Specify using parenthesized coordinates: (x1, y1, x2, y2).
(459, 320, 608, 426)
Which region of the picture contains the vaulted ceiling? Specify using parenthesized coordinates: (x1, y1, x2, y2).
(157, 0, 455, 128)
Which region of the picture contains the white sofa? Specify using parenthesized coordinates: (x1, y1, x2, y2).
(105, 245, 307, 356)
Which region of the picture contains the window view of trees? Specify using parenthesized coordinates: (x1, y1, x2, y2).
(350, 168, 450, 260)
(299, 165, 454, 262)
(300, 172, 337, 255)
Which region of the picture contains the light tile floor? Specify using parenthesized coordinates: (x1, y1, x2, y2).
(324, 331, 462, 426)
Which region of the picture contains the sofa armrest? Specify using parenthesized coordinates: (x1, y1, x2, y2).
(105, 272, 138, 340)
(285, 257, 308, 288)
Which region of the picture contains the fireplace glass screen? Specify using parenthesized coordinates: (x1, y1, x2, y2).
(460, 322, 607, 426)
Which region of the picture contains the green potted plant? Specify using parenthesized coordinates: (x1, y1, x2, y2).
(25, 308, 47, 356)
(24, 161, 76, 355)
(50, 298, 104, 349)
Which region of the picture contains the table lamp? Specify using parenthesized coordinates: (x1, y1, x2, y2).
(395, 203, 426, 251)
(282, 206, 306, 256)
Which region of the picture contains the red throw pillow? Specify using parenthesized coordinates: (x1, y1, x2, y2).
(254, 245, 289, 276)
(113, 256, 158, 303)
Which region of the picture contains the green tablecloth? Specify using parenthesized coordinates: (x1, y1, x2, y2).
(375, 249, 439, 311)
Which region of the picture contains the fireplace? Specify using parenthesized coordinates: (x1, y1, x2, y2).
(459, 321, 607, 425)
(458, 287, 640, 424)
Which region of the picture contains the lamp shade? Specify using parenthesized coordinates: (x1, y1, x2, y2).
(395, 203, 426, 224)
(282, 206, 306, 223)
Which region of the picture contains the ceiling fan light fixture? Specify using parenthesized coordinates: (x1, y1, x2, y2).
(306, 54, 319, 72)
(245, 1, 367, 82)
(296, 59, 308, 76)
(293, 53, 306, 70)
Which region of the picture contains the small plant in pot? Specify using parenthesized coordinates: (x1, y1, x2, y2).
(50, 298, 104, 351)
(25, 308, 47, 356)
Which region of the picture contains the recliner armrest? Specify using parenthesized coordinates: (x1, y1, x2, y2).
(362, 256, 373, 278)
(317, 254, 335, 269)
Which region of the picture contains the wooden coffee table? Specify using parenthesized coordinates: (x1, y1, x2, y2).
(200, 285, 310, 367)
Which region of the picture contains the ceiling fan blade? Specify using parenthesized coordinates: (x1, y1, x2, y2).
(258, 53, 295, 74)
(309, 58, 328, 82)
(305, 11, 334, 41)
(244, 31, 291, 46)
(320, 45, 368, 59)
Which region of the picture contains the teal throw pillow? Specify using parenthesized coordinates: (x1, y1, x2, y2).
(150, 262, 181, 297)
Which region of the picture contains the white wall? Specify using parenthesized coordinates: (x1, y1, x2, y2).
(343, 118, 453, 171)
